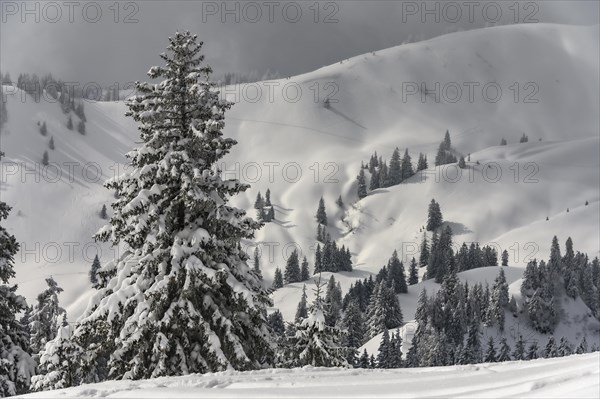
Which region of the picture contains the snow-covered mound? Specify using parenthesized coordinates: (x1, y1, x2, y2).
(20, 353, 600, 398)
(1, 23, 598, 322)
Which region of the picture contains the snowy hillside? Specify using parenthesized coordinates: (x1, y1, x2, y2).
(1, 22, 598, 325)
(20, 353, 600, 398)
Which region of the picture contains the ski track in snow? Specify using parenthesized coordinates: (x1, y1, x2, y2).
(19, 353, 600, 398)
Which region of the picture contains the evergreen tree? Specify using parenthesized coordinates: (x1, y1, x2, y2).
(576, 336, 588, 354)
(99, 204, 108, 220)
(324, 276, 342, 327)
(443, 130, 451, 150)
(520, 133, 529, 143)
(369, 168, 379, 191)
(267, 311, 285, 340)
(527, 341, 539, 360)
(416, 153, 428, 171)
(342, 300, 364, 363)
(49, 136, 55, 150)
(389, 330, 403, 368)
(72, 33, 274, 380)
(267, 206, 275, 222)
(557, 337, 572, 357)
(284, 249, 301, 284)
(39, 121, 47, 136)
(314, 244, 322, 274)
(273, 267, 284, 289)
(30, 315, 82, 391)
(501, 249, 509, 266)
(336, 195, 344, 208)
(434, 142, 446, 166)
(500, 138, 507, 145)
(484, 337, 497, 362)
(388, 148, 402, 185)
(426, 199, 443, 231)
(295, 285, 309, 323)
(544, 337, 557, 358)
(30, 277, 66, 357)
(300, 256, 310, 281)
(401, 149, 414, 181)
(512, 335, 526, 360)
(42, 150, 49, 166)
(90, 255, 101, 287)
(419, 233, 429, 268)
(254, 192, 264, 221)
(497, 337, 511, 362)
(489, 269, 509, 330)
(408, 257, 419, 285)
(462, 312, 482, 364)
(387, 250, 407, 293)
(288, 279, 347, 367)
(376, 328, 392, 368)
(366, 281, 403, 338)
(253, 247, 262, 280)
(316, 197, 328, 226)
(356, 168, 366, 199)
(358, 349, 369, 368)
(369, 354, 377, 369)
(458, 155, 466, 169)
(77, 120, 85, 135)
(0, 154, 34, 396)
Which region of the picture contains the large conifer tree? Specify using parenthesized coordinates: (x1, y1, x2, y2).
(68, 32, 273, 382)
(0, 152, 35, 396)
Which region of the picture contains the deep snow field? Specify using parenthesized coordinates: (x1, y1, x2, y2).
(20, 353, 600, 398)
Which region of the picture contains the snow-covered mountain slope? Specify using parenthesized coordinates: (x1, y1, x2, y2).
(20, 353, 600, 398)
(1, 23, 598, 323)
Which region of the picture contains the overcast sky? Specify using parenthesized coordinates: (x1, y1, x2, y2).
(1, 1, 598, 85)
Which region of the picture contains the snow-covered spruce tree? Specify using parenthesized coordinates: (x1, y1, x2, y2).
(376, 328, 392, 368)
(252, 247, 262, 280)
(401, 149, 413, 181)
(408, 257, 419, 285)
(356, 168, 367, 199)
(512, 335, 526, 360)
(89, 255, 101, 287)
(342, 299, 364, 364)
(316, 197, 328, 226)
(284, 249, 301, 284)
(426, 199, 443, 231)
(366, 280, 403, 339)
(489, 269, 509, 331)
(71, 32, 274, 381)
(300, 256, 310, 281)
(0, 151, 35, 397)
(484, 337, 497, 362)
(501, 249, 509, 266)
(30, 277, 66, 357)
(497, 337, 511, 362)
(30, 315, 82, 391)
(324, 276, 342, 327)
(527, 341, 539, 360)
(294, 285, 308, 323)
(272, 267, 284, 289)
(287, 278, 347, 367)
(387, 250, 407, 294)
(388, 148, 402, 186)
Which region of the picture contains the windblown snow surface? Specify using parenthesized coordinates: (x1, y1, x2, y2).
(20, 353, 600, 398)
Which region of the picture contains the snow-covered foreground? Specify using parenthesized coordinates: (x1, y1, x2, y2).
(20, 353, 600, 398)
